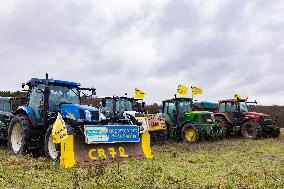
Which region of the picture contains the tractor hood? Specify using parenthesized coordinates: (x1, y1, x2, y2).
(185, 110, 211, 115)
(124, 111, 145, 117)
(60, 104, 100, 124)
(242, 112, 269, 118)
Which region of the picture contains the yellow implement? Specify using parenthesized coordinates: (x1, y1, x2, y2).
(60, 132, 153, 168)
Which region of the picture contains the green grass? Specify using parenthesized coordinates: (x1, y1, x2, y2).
(1, 130, 284, 189)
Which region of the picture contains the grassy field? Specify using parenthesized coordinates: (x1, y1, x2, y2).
(1, 130, 284, 189)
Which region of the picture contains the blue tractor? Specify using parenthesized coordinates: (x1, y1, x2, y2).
(6, 75, 98, 160)
(3, 74, 151, 163)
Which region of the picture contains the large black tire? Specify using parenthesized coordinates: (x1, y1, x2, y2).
(44, 124, 60, 162)
(241, 120, 262, 139)
(215, 116, 230, 138)
(160, 122, 170, 139)
(272, 127, 280, 138)
(182, 122, 203, 144)
(7, 114, 32, 155)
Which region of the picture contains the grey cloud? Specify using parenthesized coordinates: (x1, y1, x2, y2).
(0, 0, 283, 105)
(157, 0, 199, 33)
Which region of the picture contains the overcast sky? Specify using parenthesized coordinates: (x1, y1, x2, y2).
(0, 0, 283, 105)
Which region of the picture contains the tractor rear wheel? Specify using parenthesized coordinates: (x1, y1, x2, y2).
(7, 114, 32, 155)
(215, 116, 230, 138)
(182, 122, 203, 144)
(241, 120, 262, 139)
(44, 124, 60, 162)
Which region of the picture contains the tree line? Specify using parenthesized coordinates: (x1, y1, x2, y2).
(1, 91, 283, 127)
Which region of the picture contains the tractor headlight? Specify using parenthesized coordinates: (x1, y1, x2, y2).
(85, 110, 91, 121)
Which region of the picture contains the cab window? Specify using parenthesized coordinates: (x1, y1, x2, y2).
(226, 102, 237, 112)
(219, 103, 226, 112)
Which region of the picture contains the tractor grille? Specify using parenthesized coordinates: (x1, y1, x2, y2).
(79, 109, 85, 119)
(261, 116, 274, 125)
(91, 111, 100, 120)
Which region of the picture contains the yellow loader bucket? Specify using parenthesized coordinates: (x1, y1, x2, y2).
(59, 132, 153, 168)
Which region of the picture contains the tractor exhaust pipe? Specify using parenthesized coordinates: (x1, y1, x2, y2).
(43, 73, 50, 126)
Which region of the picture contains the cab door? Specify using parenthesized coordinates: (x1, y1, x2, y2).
(28, 86, 44, 123)
(226, 102, 241, 125)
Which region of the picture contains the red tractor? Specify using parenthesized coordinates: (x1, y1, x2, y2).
(213, 99, 280, 139)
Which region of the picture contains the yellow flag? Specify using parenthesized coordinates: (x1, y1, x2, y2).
(134, 88, 145, 99)
(52, 113, 68, 144)
(177, 85, 188, 95)
(191, 86, 203, 96)
(234, 93, 241, 101)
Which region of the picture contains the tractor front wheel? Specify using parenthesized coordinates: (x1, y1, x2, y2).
(7, 114, 32, 155)
(272, 127, 280, 138)
(44, 124, 60, 162)
(241, 120, 262, 139)
(182, 123, 203, 144)
(215, 116, 230, 138)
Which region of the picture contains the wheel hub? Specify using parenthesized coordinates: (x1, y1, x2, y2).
(48, 134, 59, 160)
(185, 129, 196, 141)
(11, 123, 23, 152)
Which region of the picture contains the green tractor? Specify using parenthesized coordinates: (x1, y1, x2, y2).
(162, 96, 224, 143)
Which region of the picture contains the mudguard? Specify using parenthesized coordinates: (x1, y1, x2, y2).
(16, 106, 37, 127)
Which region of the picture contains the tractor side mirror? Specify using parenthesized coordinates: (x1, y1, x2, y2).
(133, 101, 139, 110)
(101, 99, 106, 107)
(142, 102, 145, 109)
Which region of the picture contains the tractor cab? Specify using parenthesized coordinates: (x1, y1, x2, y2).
(162, 97, 193, 126)
(100, 97, 144, 118)
(218, 99, 249, 124)
(100, 97, 145, 118)
(217, 99, 263, 125)
(100, 96, 148, 132)
(23, 78, 99, 127)
(163, 97, 215, 126)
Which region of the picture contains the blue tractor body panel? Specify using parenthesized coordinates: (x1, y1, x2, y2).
(60, 104, 100, 124)
(17, 105, 35, 116)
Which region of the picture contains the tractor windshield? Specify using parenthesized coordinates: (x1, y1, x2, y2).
(0, 99, 11, 112)
(178, 101, 192, 113)
(47, 85, 80, 112)
(116, 98, 133, 114)
(225, 101, 248, 112)
(239, 102, 249, 112)
(101, 98, 115, 118)
(225, 102, 238, 112)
